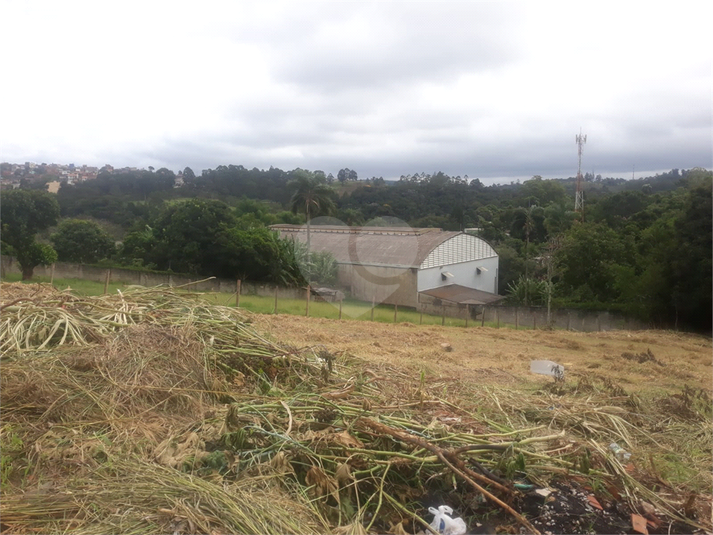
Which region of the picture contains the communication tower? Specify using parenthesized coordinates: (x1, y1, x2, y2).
(574, 129, 587, 213)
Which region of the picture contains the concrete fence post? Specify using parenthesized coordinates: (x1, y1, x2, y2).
(305, 285, 310, 317)
(103, 269, 110, 295)
(236, 279, 241, 307)
(394, 304, 398, 323)
(481, 307, 486, 327)
(371, 296, 375, 321)
(441, 305, 446, 326)
(274, 286, 278, 314)
(339, 299, 343, 320)
(50, 263, 56, 285)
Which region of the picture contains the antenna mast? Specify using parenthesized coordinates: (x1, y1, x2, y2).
(574, 129, 587, 213)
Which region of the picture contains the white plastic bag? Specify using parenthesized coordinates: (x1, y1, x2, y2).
(428, 505, 467, 535)
(530, 360, 565, 379)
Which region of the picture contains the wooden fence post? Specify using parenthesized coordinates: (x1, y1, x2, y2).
(567, 312, 571, 331)
(441, 305, 446, 326)
(465, 307, 469, 328)
(274, 286, 278, 314)
(50, 263, 56, 285)
(305, 285, 310, 317)
(339, 299, 343, 320)
(597, 315, 602, 332)
(419, 311, 423, 325)
(236, 279, 241, 307)
(496, 308, 500, 328)
(481, 307, 486, 327)
(394, 304, 398, 323)
(103, 269, 110, 295)
(515, 308, 519, 330)
(370, 296, 375, 321)
(533, 314, 537, 330)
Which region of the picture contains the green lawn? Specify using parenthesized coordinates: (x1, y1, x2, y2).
(2, 274, 505, 328)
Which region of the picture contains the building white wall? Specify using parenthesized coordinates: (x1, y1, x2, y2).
(417, 256, 499, 294)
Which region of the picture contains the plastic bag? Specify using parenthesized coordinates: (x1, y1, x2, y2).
(609, 442, 632, 462)
(428, 505, 467, 535)
(530, 360, 565, 379)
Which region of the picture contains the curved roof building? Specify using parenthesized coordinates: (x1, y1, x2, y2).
(272, 225, 501, 308)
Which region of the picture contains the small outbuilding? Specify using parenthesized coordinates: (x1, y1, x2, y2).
(272, 225, 502, 308)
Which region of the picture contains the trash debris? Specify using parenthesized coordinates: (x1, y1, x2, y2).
(609, 442, 632, 462)
(428, 505, 467, 535)
(530, 360, 565, 380)
(631, 513, 649, 534)
(587, 495, 604, 511)
(440, 343, 453, 352)
(535, 488, 553, 498)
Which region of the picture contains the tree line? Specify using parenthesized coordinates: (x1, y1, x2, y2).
(1, 165, 710, 332)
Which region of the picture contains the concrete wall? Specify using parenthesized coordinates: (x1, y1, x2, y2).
(418, 294, 472, 320)
(418, 256, 498, 293)
(0, 257, 305, 299)
(480, 305, 647, 332)
(416, 291, 647, 331)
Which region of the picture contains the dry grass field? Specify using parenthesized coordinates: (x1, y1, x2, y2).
(254, 314, 712, 394)
(1, 283, 711, 535)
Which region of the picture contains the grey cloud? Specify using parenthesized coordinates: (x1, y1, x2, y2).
(260, 3, 521, 93)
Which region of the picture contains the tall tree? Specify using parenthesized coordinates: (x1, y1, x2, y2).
(288, 170, 335, 277)
(182, 167, 196, 181)
(50, 219, 115, 264)
(0, 190, 60, 279)
(670, 177, 712, 330)
(511, 205, 543, 304)
(151, 199, 237, 274)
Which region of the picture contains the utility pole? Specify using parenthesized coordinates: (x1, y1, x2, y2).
(574, 129, 587, 215)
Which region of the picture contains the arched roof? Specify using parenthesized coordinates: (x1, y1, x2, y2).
(272, 225, 497, 268)
(419, 233, 497, 269)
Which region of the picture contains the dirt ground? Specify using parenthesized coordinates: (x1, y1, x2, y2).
(253, 314, 712, 394)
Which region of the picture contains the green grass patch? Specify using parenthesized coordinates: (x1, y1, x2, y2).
(2, 274, 519, 329)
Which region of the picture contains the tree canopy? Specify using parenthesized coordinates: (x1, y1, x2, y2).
(51, 219, 115, 264)
(1, 189, 60, 279)
(14, 163, 710, 332)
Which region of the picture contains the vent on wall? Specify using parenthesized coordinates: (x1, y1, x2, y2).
(476, 266, 488, 275)
(441, 271, 454, 281)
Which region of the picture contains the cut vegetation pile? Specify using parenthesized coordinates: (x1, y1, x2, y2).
(1, 282, 710, 534)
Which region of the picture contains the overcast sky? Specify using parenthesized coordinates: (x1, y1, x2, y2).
(2, 1, 711, 184)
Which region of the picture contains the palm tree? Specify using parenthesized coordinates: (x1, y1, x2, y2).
(288, 171, 335, 278)
(511, 205, 541, 305)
